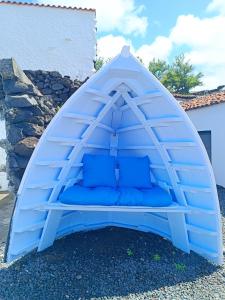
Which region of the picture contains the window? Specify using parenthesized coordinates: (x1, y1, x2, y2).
(198, 131, 211, 161)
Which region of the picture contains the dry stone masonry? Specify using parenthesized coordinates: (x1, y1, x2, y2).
(24, 70, 83, 103)
(0, 58, 84, 192)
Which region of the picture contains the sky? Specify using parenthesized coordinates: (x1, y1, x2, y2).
(21, 0, 225, 89)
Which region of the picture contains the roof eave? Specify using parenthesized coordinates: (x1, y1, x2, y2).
(0, 1, 96, 13)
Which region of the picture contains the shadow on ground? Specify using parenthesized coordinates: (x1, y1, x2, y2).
(0, 227, 220, 300)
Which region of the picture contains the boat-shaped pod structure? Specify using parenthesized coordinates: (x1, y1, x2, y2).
(5, 46, 223, 265)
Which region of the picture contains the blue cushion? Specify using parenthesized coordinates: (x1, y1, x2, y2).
(83, 154, 116, 187)
(141, 186, 173, 207)
(117, 156, 152, 188)
(59, 185, 119, 205)
(59, 185, 172, 207)
(117, 186, 172, 207)
(117, 188, 143, 206)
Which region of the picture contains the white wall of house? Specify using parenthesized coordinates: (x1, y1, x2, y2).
(0, 3, 96, 80)
(186, 103, 225, 187)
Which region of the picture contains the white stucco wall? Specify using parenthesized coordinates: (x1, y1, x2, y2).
(0, 4, 96, 80)
(0, 118, 8, 191)
(186, 103, 225, 187)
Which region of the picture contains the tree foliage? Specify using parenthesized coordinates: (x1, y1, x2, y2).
(94, 57, 105, 71)
(136, 56, 144, 64)
(95, 53, 203, 94)
(95, 56, 143, 70)
(148, 58, 168, 81)
(148, 54, 203, 94)
(94, 57, 112, 71)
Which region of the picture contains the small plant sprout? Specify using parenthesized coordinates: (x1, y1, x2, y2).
(127, 248, 134, 256)
(55, 105, 62, 113)
(175, 263, 186, 271)
(153, 254, 161, 261)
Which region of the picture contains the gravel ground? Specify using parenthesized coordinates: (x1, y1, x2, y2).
(0, 188, 224, 300)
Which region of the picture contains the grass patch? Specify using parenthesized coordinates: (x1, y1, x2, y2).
(174, 263, 186, 271)
(152, 254, 161, 261)
(127, 248, 134, 257)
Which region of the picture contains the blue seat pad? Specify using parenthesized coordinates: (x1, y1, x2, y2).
(118, 186, 172, 207)
(59, 185, 173, 207)
(59, 185, 119, 206)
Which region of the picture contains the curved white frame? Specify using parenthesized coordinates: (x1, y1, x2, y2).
(5, 46, 223, 265)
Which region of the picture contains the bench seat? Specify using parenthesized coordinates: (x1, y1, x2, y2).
(37, 202, 191, 213)
(58, 185, 173, 207)
(32, 185, 192, 214)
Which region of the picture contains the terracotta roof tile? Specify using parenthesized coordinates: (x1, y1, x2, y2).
(180, 91, 225, 111)
(173, 93, 196, 100)
(0, 1, 95, 12)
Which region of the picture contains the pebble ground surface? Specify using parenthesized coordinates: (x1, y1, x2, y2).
(0, 188, 224, 300)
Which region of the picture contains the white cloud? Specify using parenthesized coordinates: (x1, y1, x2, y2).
(169, 14, 225, 89)
(38, 0, 148, 36)
(96, 7, 225, 89)
(97, 35, 133, 58)
(170, 14, 225, 48)
(207, 0, 225, 15)
(97, 34, 172, 67)
(136, 36, 172, 65)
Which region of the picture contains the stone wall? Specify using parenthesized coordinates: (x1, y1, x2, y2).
(24, 70, 83, 103)
(0, 58, 83, 192)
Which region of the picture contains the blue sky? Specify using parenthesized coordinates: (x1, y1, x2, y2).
(107, 0, 211, 48)
(19, 0, 225, 89)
